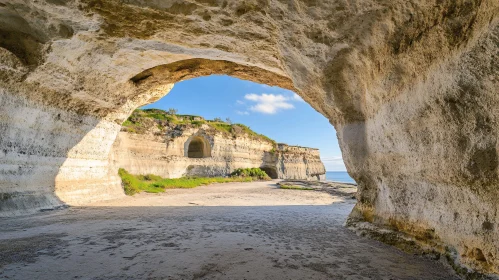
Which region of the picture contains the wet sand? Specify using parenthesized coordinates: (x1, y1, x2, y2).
(0, 181, 459, 279)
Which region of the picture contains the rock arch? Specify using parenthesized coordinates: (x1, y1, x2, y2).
(185, 135, 211, 159)
(0, 0, 498, 275)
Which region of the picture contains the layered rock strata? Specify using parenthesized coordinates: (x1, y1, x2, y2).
(111, 115, 325, 180)
(0, 0, 498, 275)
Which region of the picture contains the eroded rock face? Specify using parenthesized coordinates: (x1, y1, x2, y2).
(111, 126, 325, 180)
(0, 0, 498, 274)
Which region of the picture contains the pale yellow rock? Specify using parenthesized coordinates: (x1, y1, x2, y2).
(111, 126, 325, 180)
(0, 0, 498, 275)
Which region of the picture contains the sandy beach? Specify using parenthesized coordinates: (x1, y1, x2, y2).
(0, 181, 458, 279)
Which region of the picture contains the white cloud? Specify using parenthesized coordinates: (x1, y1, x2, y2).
(236, 110, 249, 115)
(236, 100, 245, 105)
(244, 93, 295, 114)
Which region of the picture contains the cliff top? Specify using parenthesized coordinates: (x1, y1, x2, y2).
(122, 109, 320, 152)
(122, 109, 276, 145)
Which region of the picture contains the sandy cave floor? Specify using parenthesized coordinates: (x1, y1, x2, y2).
(0, 181, 459, 280)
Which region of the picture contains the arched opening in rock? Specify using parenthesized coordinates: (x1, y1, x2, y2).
(113, 59, 346, 181)
(260, 167, 278, 179)
(186, 136, 211, 158)
(1, 2, 495, 276)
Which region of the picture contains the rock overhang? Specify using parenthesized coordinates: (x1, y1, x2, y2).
(0, 0, 499, 276)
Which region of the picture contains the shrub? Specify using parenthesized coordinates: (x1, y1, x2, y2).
(230, 168, 271, 180)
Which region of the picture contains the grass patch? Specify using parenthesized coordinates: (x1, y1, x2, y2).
(191, 120, 206, 127)
(118, 168, 143, 195)
(118, 168, 268, 195)
(279, 185, 314, 191)
(210, 122, 232, 134)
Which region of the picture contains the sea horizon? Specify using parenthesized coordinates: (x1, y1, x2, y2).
(325, 171, 356, 184)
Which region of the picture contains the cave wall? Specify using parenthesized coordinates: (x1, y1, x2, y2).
(344, 21, 499, 273)
(0, 0, 498, 274)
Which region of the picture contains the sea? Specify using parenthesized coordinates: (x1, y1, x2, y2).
(325, 171, 356, 184)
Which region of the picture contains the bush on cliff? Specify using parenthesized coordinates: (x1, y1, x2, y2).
(230, 168, 271, 180)
(122, 109, 277, 146)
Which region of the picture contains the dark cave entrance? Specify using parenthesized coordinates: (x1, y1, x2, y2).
(261, 167, 278, 179)
(187, 136, 211, 158)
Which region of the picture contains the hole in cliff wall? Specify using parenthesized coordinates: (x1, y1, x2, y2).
(186, 136, 211, 158)
(260, 167, 278, 179)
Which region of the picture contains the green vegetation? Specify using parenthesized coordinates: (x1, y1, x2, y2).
(279, 185, 314, 191)
(122, 120, 133, 126)
(210, 122, 232, 133)
(230, 168, 271, 180)
(122, 108, 276, 145)
(118, 168, 143, 195)
(118, 168, 271, 195)
(190, 120, 205, 127)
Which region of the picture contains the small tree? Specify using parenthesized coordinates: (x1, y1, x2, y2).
(167, 108, 178, 115)
(225, 117, 232, 125)
(213, 117, 223, 122)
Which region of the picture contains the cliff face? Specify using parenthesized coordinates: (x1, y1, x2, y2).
(110, 113, 325, 180)
(1, 0, 499, 274)
(271, 144, 326, 181)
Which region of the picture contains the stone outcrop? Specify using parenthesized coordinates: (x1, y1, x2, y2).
(111, 110, 325, 180)
(1, 0, 498, 275)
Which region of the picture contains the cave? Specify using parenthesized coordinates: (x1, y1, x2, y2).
(260, 167, 278, 179)
(1, 0, 498, 275)
(186, 136, 210, 158)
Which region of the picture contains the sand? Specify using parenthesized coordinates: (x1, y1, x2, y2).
(0, 181, 459, 279)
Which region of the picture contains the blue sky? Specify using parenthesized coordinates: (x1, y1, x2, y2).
(142, 75, 346, 171)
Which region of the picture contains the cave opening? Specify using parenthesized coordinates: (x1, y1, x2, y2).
(2, 2, 494, 276)
(115, 58, 347, 181)
(260, 167, 278, 179)
(186, 136, 211, 158)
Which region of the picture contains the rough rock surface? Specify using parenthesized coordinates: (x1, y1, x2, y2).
(0, 0, 498, 275)
(111, 124, 326, 180)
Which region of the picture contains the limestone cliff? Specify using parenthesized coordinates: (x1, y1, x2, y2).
(111, 109, 325, 180)
(1, 0, 498, 275)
